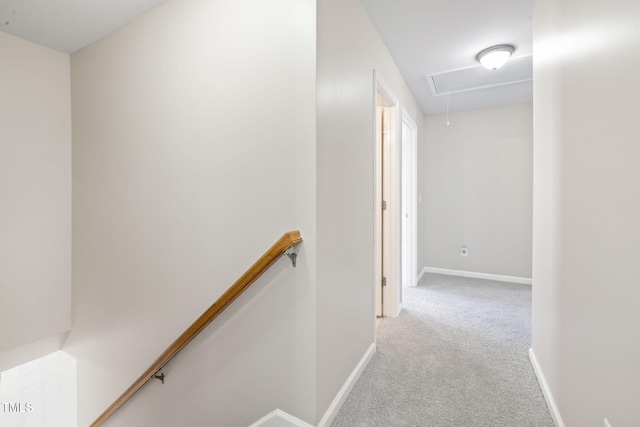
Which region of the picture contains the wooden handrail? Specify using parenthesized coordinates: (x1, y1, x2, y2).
(91, 230, 303, 426)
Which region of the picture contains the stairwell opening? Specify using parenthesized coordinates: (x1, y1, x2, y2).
(0, 351, 77, 426)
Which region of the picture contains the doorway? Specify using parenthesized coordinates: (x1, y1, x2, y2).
(401, 109, 418, 288)
(374, 71, 401, 320)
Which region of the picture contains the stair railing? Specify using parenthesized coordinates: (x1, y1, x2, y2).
(90, 230, 303, 426)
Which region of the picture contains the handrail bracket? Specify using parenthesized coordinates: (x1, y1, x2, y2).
(153, 373, 165, 384)
(284, 251, 297, 268)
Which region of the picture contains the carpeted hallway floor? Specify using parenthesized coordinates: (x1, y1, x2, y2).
(331, 273, 554, 427)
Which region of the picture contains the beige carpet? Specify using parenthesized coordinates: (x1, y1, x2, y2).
(331, 273, 554, 427)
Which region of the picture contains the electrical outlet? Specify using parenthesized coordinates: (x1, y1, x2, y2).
(460, 246, 468, 256)
(604, 418, 612, 427)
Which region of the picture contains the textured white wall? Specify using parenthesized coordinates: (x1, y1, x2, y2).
(316, 0, 424, 422)
(532, 0, 640, 425)
(421, 104, 533, 278)
(67, 0, 316, 425)
(0, 32, 71, 369)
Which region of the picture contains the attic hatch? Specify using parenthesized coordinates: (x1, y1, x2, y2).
(426, 56, 533, 96)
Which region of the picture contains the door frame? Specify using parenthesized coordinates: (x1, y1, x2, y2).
(401, 108, 418, 287)
(373, 70, 402, 335)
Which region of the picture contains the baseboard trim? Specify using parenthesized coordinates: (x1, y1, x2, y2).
(528, 348, 565, 427)
(416, 267, 428, 285)
(317, 342, 376, 427)
(248, 409, 313, 427)
(419, 267, 532, 285)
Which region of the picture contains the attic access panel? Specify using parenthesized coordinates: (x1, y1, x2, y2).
(426, 56, 532, 96)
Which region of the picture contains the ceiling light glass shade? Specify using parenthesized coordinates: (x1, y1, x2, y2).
(476, 45, 515, 70)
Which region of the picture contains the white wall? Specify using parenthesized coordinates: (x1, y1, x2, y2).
(66, 0, 316, 425)
(0, 32, 71, 370)
(532, 0, 640, 426)
(316, 0, 424, 422)
(421, 104, 533, 278)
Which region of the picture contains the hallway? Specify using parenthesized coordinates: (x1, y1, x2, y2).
(332, 273, 553, 427)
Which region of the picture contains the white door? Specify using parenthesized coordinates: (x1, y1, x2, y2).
(376, 104, 393, 317)
(376, 105, 383, 316)
(381, 106, 392, 316)
(0, 351, 77, 427)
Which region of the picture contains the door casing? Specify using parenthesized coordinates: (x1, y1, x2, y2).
(401, 108, 418, 288)
(373, 71, 402, 331)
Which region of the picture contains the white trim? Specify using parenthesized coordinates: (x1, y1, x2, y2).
(416, 267, 428, 285)
(390, 99, 402, 316)
(419, 266, 532, 285)
(374, 71, 399, 106)
(400, 108, 418, 288)
(401, 107, 417, 129)
(248, 409, 313, 427)
(529, 348, 565, 427)
(318, 343, 376, 427)
(372, 71, 379, 342)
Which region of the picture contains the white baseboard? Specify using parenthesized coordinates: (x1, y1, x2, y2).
(248, 409, 313, 427)
(317, 342, 376, 427)
(528, 348, 565, 427)
(249, 343, 376, 427)
(416, 267, 428, 285)
(419, 267, 532, 285)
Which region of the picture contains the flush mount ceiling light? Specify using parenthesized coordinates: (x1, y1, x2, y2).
(476, 44, 515, 70)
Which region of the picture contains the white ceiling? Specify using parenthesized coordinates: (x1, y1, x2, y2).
(1, 0, 535, 115)
(0, 0, 171, 54)
(359, 0, 538, 115)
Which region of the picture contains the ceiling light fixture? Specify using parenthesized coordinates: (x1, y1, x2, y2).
(476, 44, 515, 70)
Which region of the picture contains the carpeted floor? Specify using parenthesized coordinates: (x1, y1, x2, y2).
(331, 273, 554, 427)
